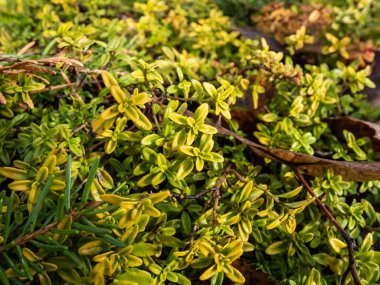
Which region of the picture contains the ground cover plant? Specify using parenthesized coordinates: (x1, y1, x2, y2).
(0, 0, 380, 284)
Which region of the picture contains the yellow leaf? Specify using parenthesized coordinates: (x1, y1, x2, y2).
(199, 264, 217, 281)
(224, 264, 245, 283)
(101, 70, 119, 88)
(92, 105, 119, 133)
(23, 247, 41, 262)
(0, 167, 29, 180)
(78, 240, 108, 255)
(266, 213, 288, 230)
(100, 194, 127, 205)
(110, 86, 126, 104)
(329, 237, 347, 253)
(148, 190, 171, 204)
(265, 241, 288, 255)
(38, 273, 52, 285)
(8, 180, 33, 191)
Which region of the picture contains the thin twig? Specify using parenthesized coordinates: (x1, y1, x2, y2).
(229, 169, 283, 207)
(85, 140, 105, 152)
(185, 165, 231, 243)
(230, 157, 361, 283)
(170, 188, 217, 200)
(293, 168, 361, 285)
(30, 83, 77, 94)
(17, 42, 36, 56)
(184, 107, 362, 283)
(71, 123, 87, 135)
(0, 201, 103, 253)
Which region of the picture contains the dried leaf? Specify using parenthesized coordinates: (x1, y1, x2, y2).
(324, 116, 380, 151)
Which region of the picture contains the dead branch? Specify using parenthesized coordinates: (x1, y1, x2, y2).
(293, 168, 361, 285)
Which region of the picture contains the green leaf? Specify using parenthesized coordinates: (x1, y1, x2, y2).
(131, 92, 150, 106)
(123, 106, 139, 122)
(142, 148, 157, 163)
(3, 191, 15, 243)
(137, 172, 157, 187)
(177, 159, 194, 180)
(223, 264, 245, 283)
(307, 268, 321, 285)
(56, 194, 65, 221)
(162, 46, 175, 60)
(0, 265, 11, 285)
(200, 264, 217, 281)
(283, 197, 316, 209)
(115, 268, 155, 285)
(192, 79, 203, 96)
(132, 108, 153, 131)
(172, 130, 187, 150)
(261, 113, 279, 123)
(169, 113, 188, 125)
(8, 180, 32, 191)
(78, 240, 109, 255)
(24, 176, 54, 234)
(110, 86, 126, 104)
(265, 241, 289, 255)
(277, 186, 303, 198)
(99, 234, 126, 248)
(193, 103, 209, 124)
(143, 204, 161, 217)
(329, 237, 347, 253)
(175, 272, 191, 285)
(181, 211, 192, 235)
(141, 134, 161, 145)
(179, 146, 196, 156)
(203, 152, 224, 163)
(0, 167, 29, 180)
(195, 157, 204, 171)
(132, 243, 160, 256)
(97, 168, 114, 189)
(220, 86, 234, 100)
(101, 70, 119, 88)
(266, 213, 288, 230)
(148, 190, 171, 204)
(92, 105, 118, 133)
(80, 157, 100, 208)
(100, 194, 127, 205)
(151, 172, 166, 185)
(160, 236, 187, 248)
(64, 155, 72, 212)
(211, 271, 224, 285)
(203, 82, 217, 97)
(360, 233, 373, 252)
(57, 269, 82, 284)
(197, 124, 217, 135)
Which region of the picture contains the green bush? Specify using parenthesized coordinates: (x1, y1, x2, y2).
(0, 0, 379, 284)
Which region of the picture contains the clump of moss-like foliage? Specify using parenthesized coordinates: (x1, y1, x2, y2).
(0, 0, 380, 285)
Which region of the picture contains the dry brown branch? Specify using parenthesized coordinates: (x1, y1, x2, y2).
(0, 56, 83, 75)
(212, 123, 380, 182)
(17, 41, 36, 56)
(29, 83, 77, 94)
(324, 116, 380, 152)
(185, 111, 366, 283)
(293, 168, 361, 285)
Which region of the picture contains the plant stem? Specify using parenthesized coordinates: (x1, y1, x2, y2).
(0, 201, 103, 254)
(293, 168, 361, 285)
